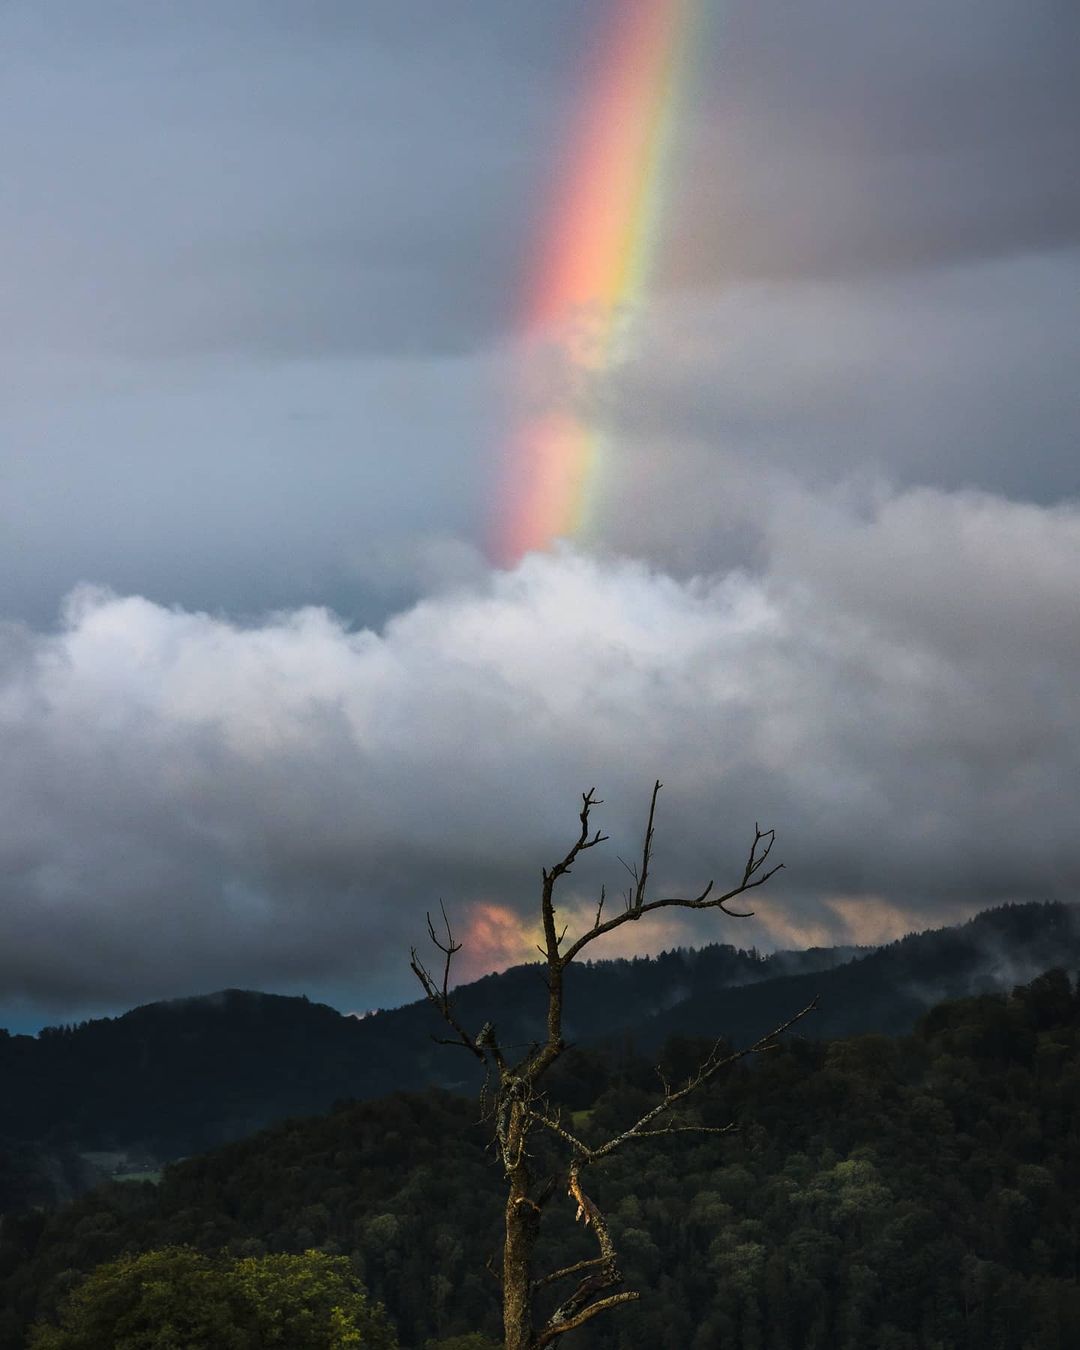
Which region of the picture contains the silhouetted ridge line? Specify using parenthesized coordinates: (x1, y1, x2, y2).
(0, 903, 1074, 1174)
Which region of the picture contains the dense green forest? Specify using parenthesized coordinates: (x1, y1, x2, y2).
(2, 968, 1078, 1349)
(1, 903, 1075, 1175)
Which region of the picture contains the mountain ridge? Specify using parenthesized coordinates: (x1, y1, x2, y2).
(1, 902, 1075, 1166)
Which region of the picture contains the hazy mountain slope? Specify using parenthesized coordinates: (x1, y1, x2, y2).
(0, 940, 855, 1157)
(633, 901, 1080, 1051)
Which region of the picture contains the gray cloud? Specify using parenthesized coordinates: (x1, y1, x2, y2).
(585, 248, 1080, 546)
(0, 348, 505, 625)
(2, 483, 1079, 1020)
(0, 1, 591, 361)
(669, 0, 1080, 286)
(2, 1, 1076, 364)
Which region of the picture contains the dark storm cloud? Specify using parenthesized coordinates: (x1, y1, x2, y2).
(3, 488, 1080, 1017)
(669, 0, 1080, 286)
(0, 0, 595, 361)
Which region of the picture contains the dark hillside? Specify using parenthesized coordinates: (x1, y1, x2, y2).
(0, 941, 855, 1159)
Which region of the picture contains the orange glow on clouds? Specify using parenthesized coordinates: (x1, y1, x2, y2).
(453, 895, 688, 984)
(450, 894, 980, 987)
(756, 895, 979, 952)
(455, 901, 543, 984)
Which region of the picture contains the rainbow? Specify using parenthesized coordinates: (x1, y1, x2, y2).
(495, 0, 702, 563)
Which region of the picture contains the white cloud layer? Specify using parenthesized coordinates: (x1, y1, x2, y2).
(3, 482, 1078, 1014)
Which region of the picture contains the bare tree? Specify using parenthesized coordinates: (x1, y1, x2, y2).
(411, 782, 817, 1350)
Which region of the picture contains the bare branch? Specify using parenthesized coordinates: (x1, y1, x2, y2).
(525, 788, 611, 1083)
(532, 997, 815, 1345)
(632, 779, 661, 911)
(615, 856, 637, 913)
(627, 1123, 738, 1140)
(543, 789, 609, 891)
(534, 1159, 636, 1346)
(534, 1256, 607, 1290)
(409, 902, 489, 1063)
(561, 789, 784, 965)
(590, 996, 818, 1161)
(429, 899, 460, 996)
(535, 1292, 640, 1346)
(431, 1036, 488, 1054)
(411, 952, 483, 1060)
(534, 1174, 558, 1209)
(526, 1108, 591, 1155)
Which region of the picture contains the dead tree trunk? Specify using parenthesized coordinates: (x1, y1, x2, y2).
(412, 781, 816, 1350)
(502, 1102, 538, 1350)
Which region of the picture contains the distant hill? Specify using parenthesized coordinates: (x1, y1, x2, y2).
(0, 902, 1076, 1167)
(0, 940, 853, 1160)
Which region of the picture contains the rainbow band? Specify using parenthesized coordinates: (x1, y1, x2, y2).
(496, 0, 700, 562)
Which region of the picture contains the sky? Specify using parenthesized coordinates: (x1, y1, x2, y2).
(2, 0, 1079, 1032)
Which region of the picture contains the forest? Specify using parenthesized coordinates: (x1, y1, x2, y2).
(2, 968, 1078, 1349)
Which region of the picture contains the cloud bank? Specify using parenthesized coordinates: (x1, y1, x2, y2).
(3, 483, 1078, 1016)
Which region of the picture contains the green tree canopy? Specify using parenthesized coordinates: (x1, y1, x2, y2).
(29, 1247, 397, 1350)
